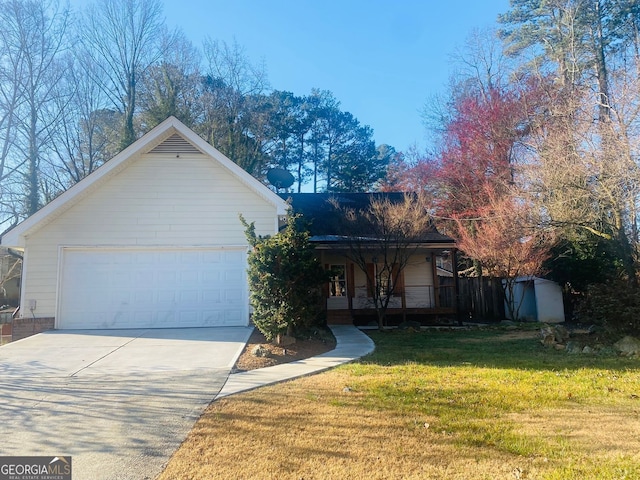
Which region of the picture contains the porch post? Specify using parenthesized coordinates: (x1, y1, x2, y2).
(431, 251, 440, 308)
(452, 248, 461, 325)
(347, 261, 355, 312)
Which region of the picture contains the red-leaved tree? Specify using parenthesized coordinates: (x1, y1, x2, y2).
(453, 191, 551, 320)
(433, 85, 535, 219)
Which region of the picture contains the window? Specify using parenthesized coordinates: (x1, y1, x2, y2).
(366, 263, 401, 299)
(376, 265, 392, 298)
(376, 272, 393, 298)
(329, 265, 347, 297)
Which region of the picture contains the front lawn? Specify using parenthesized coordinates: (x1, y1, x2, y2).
(158, 327, 640, 480)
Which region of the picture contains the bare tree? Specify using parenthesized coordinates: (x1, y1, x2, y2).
(499, 0, 640, 287)
(334, 193, 435, 330)
(0, 0, 70, 216)
(45, 52, 120, 191)
(198, 38, 270, 175)
(79, 0, 173, 150)
(516, 23, 640, 285)
(139, 31, 202, 129)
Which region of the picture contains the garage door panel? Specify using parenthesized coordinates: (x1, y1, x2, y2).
(225, 271, 243, 283)
(202, 271, 221, 283)
(202, 251, 222, 263)
(225, 288, 243, 302)
(58, 248, 248, 329)
(202, 290, 221, 303)
(178, 289, 199, 303)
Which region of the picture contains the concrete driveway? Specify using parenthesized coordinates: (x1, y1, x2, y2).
(0, 327, 253, 480)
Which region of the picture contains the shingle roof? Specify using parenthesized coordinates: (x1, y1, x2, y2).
(279, 192, 455, 245)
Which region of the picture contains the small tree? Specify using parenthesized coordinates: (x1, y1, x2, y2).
(453, 195, 552, 321)
(335, 193, 435, 330)
(241, 213, 329, 343)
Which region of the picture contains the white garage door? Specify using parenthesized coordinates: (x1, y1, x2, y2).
(58, 248, 248, 329)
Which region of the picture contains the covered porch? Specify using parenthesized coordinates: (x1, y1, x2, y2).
(320, 250, 459, 326)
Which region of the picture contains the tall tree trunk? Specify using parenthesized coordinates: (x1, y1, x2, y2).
(593, 0, 611, 122)
(27, 106, 39, 215)
(121, 77, 136, 150)
(297, 136, 304, 193)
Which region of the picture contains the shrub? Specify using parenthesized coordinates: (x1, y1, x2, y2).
(241, 213, 329, 342)
(576, 279, 640, 335)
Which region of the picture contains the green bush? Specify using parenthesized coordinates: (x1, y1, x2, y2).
(241, 213, 329, 342)
(576, 279, 640, 335)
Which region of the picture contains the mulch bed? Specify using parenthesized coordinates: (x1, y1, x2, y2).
(233, 328, 336, 372)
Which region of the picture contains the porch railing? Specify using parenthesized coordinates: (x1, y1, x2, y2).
(350, 284, 457, 310)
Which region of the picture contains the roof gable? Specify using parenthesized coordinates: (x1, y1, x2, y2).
(1, 117, 288, 247)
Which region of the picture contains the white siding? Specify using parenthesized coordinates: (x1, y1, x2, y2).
(351, 254, 434, 310)
(21, 153, 279, 318)
(404, 257, 435, 308)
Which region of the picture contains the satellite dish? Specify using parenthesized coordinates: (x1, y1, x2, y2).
(267, 168, 295, 190)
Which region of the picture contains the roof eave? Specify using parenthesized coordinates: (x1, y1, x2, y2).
(311, 240, 457, 250)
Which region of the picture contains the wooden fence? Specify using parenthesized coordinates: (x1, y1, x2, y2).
(457, 277, 506, 321)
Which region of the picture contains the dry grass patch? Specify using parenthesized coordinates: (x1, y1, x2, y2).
(158, 327, 640, 480)
(158, 373, 546, 480)
(509, 406, 640, 458)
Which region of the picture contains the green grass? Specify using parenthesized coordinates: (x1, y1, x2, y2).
(339, 327, 640, 477)
(160, 325, 640, 480)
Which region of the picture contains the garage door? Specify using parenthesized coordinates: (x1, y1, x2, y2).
(58, 248, 248, 329)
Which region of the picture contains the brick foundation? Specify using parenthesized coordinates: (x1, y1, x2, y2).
(11, 317, 55, 341)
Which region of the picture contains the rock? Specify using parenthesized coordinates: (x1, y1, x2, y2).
(554, 343, 566, 350)
(613, 336, 640, 356)
(275, 334, 296, 346)
(540, 325, 569, 346)
(251, 345, 271, 358)
(565, 341, 582, 354)
(553, 324, 570, 343)
(540, 326, 557, 346)
(582, 345, 595, 355)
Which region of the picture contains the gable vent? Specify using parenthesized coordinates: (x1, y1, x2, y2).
(148, 133, 203, 154)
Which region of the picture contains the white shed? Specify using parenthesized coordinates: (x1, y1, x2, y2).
(504, 277, 565, 324)
(0, 117, 288, 330)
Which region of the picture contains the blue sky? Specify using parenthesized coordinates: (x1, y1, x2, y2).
(164, 0, 509, 154)
(162, 0, 512, 153)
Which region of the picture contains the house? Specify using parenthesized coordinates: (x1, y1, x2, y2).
(0, 247, 21, 307)
(0, 117, 458, 336)
(283, 193, 458, 326)
(0, 116, 288, 334)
